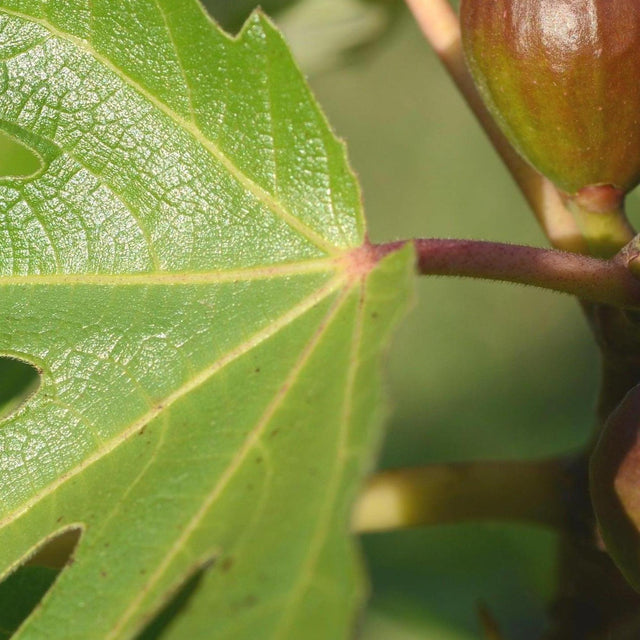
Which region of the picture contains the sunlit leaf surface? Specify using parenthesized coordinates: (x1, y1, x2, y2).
(0, 1, 413, 638)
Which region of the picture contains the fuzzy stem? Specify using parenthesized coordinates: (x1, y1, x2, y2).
(374, 239, 640, 308)
(404, 0, 587, 253)
(352, 459, 570, 533)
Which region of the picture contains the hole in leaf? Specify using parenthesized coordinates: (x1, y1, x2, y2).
(25, 528, 81, 570)
(0, 357, 41, 421)
(0, 527, 81, 639)
(0, 130, 43, 179)
(135, 560, 214, 640)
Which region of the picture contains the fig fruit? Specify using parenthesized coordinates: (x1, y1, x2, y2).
(460, 0, 640, 198)
(591, 383, 640, 592)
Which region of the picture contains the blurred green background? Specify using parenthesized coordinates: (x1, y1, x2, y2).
(4, 1, 637, 637)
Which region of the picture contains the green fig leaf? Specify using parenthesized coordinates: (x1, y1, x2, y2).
(0, 2, 413, 638)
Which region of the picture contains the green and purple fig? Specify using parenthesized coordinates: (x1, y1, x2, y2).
(591, 384, 640, 592)
(460, 0, 640, 200)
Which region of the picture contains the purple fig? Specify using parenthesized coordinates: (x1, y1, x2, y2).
(460, 0, 640, 198)
(591, 384, 640, 592)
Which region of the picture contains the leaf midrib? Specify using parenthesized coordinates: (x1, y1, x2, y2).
(0, 6, 339, 256)
(0, 257, 339, 285)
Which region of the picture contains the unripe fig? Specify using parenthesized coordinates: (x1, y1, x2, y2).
(460, 0, 640, 198)
(591, 384, 640, 592)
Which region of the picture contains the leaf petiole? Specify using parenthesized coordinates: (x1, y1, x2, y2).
(373, 238, 640, 308)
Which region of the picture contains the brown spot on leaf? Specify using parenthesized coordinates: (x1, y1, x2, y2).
(221, 557, 234, 573)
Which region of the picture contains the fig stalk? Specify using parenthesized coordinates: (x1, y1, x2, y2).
(563, 185, 635, 258)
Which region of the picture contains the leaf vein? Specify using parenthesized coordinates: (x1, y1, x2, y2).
(0, 256, 338, 284)
(273, 281, 365, 638)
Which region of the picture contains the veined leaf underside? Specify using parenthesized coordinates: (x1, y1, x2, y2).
(0, 2, 413, 639)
